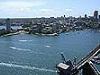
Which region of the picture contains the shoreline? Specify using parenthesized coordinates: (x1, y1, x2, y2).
(0, 31, 21, 37)
(0, 28, 100, 37)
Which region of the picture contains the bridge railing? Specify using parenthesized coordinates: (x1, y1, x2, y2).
(76, 44, 100, 69)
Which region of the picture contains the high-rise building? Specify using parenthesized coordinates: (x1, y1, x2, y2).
(64, 15, 66, 18)
(85, 14, 87, 18)
(99, 15, 100, 19)
(6, 18, 11, 32)
(94, 10, 98, 19)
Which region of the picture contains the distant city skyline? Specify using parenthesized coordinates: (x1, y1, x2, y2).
(0, 0, 100, 18)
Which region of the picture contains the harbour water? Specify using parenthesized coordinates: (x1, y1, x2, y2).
(0, 29, 100, 75)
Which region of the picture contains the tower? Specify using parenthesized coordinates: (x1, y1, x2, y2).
(6, 18, 11, 32)
(94, 10, 98, 19)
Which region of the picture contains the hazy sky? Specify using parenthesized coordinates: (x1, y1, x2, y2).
(0, 0, 100, 18)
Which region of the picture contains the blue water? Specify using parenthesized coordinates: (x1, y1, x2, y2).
(0, 29, 100, 75)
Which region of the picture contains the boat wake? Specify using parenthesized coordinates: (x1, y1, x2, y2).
(10, 47, 46, 55)
(45, 45, 51, 48)
(0, 62, 56, 73)
(10, 47, 31, 52)
(19, 40, 32, 42)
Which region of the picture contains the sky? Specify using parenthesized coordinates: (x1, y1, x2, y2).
(0, 0, 100, 18)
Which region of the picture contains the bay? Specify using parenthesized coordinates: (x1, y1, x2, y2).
(0, 29, 100, 75)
